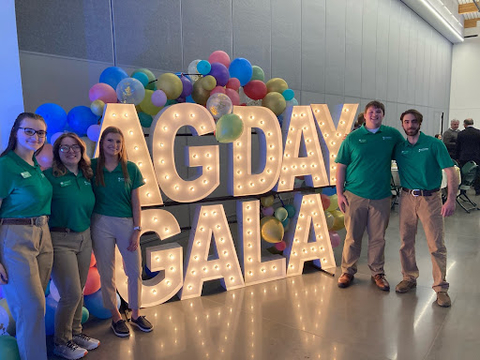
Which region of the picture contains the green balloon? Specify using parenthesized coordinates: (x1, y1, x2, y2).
(274, 207, 288, 222)
(0, 336, 20, 360)
(139, 89, 163, 116)
(81, 307, 90, 324)
(215, 114, 244, 143)
(251, 65, 265, 81)
(138, 112, 153, 128)
(262, 92, 286, 116)
(131, 68, 156, 90)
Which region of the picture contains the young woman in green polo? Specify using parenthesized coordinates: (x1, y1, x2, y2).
(0, 112, 53, 360)
(44, 133, 100, 359)
(91, 126, 153, 337)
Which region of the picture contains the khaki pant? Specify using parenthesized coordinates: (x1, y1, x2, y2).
(341, 191, 391, 276)
(91, 214, 141, 310)
(50, 229, 92, 345)
(399, 191, 449, 293)
(0, 220, 52, 360)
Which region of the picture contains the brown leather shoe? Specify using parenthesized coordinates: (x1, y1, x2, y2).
(436, 292, 451, 307)
(395, 279, 417, 293)
(338, 273, 354, 288)
(371, 274, 390, 291)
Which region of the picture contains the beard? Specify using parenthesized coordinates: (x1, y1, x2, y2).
(403, 127, 419, 136)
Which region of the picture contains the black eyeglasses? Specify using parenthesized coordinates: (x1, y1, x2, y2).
(18, 127, 47, 138)
(59, 144, 81, 153)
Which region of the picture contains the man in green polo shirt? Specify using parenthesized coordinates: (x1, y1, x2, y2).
(394, 109, 457, 307)
(335, 100, 404, 291)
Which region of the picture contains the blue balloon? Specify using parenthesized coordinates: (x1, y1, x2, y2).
(138, 112, 153, 128)
(229, 58, 253, 86)
(44, 279, 51, 297)
(45, 297, 58, 336)
(322, 187, 337, 196)
(286, 97, 299, 107)
(281, 218, 290, 229)
(285, 204, 296, 218)
(282, 89, 295, 101)
(186, 95, 195, 103)
(67, 106, 99, 136)
(132, 72, 149, 87)
(84, 289, 121, 319)
(35, 103, 67, 134)
(197, 60, 211, 75)
(0, 336, 20, 360)
(99, 66, 129, 90)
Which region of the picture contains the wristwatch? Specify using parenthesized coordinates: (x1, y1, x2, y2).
(133, 226, 142, 231)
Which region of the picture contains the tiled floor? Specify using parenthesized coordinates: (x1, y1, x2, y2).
(48, 195, 480, 360)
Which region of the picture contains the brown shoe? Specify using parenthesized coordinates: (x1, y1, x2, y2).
(338, 273, 354, 288)
(395, 279, 417, 293)
(371, 274, 390, 291)
(436, 292, 451, 307)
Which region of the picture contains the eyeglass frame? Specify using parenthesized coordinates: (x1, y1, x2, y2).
(18, 127, 47, 138)
(59, 144, 81, 153)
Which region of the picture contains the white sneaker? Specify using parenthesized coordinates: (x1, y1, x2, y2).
(72, 333, 100, 351)
(53, 341, 88, 360)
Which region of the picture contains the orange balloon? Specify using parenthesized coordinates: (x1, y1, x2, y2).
(84, 267, 101, 296)
(260, 216, 284, 243)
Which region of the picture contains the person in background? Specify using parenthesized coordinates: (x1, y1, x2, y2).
(336, 101, 404, 291)
(434, 134, 442, 140)
(44, 133, 100, 359)
(91, 126, 153, 337)
(394, 109, 457, 307)
(442, 119, 460, 158)
(0, 113, 53, 360)
(352, 112, 365, 130)
(455, 118, 480, 195)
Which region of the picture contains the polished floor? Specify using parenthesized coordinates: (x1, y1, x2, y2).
(48, 194, 480, 360)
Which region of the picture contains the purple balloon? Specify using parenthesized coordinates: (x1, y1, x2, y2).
(208, 62, 230, 87)
(180, 76, 193, 98)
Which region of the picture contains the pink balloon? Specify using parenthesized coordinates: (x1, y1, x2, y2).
(225, 88, 240, 105)
(151, 90, 167, 107)
(275, 241, 287, 251)
(89, 83, 117, 103)
(37, 143, 53, 170)
(208, 50, 231, 68)
(226, 78, 240, 90)
(262, 206, 275, 217)
(50, 132, 63, 145)
(210, 86, 226, 95)
(329, 231, 341, 248)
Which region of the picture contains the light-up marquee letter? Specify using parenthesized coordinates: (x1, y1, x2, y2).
(180, 204, 245, 300)
(98, 104, 163, 206)
(284, 193, 336, 276)
(311, 104, 357, 185)
(276, 106, 329, 191)
(229, 106, 282, 196)
(151, 103, 220, 203)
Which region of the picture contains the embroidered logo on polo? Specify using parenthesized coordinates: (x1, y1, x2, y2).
(20, 171, 31, 178)
(60, 180, 72, 187)
(84, 180, 90, 186)
(401, 150, 409, 155)
(358, 139, 367, 143)
(118, 177, 125, 182)
(382, 136, 392, 140)
(418, 148, 429, 152)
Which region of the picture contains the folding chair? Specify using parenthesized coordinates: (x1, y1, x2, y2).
(456, 161, 480, 213)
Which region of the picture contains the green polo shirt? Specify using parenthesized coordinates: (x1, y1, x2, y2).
(91, 158, 145, 218)
(43, 169, 95, 232)
(394, 132, 454, 190)
(0, 151, 52, 218)
(336, 124, 404, 199)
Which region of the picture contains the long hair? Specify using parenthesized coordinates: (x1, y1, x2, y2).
(1, 112, 46, 157)
(52, 133, 93, 180)
(95, 126, 130, 186)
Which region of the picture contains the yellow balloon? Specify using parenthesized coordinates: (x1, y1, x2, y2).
(202, 75, 217, 91)
(90, 100, 105, 117)
(330, 209, 345, 231)
(260, 195, 275, 207)
(262, 92, 286, 116)
(326, 194, 338, 212)
(266, 78, 288, 94)
(192, 79, 211, 105)
(157, 73, 183, 100)
(324, 211, 335, 230)
(260, 216, 284, 243)
(138, 89, 163, 116)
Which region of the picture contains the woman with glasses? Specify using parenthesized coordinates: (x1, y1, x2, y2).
(91, 126, 153, 338)
(0, 112, 53, 360)
(44, 133, 100, 359)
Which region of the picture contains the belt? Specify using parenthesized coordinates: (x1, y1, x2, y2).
(0, 216, 49, 227)
(402, 188, 440, 197)
(50, 227, 77, 233)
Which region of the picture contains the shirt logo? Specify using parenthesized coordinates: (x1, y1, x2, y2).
(418, 148, 429, 152)
(383, 136, 392, 140)
(118, 177, 125, 182)
(401, 150, 409, 155)
(84, 180, 90, 186)
(20, 171, 31, 178)
(60, 180, 72, 187)
(359, 139, 367, 143)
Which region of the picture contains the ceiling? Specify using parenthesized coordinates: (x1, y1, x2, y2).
(458, 0, 480, 35)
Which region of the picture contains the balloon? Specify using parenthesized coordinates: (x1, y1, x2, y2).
(262, 92, 286, 115)
(99, 66, 129, 90)
(0, 336, 20, 359)
(244, 80, 268, 100)
(48, 279, 60, 302)
(90, 99, 105, 117)
(139, 89, 163, 116)
(325, 211, 335, 230)
(179, 75, 193, 97)
(81, 137, 95, 158)
(116, 77, 145, 105)
(215, 114, 244, 143)
(81, 307, 90, 325)
(197, 60, 211, 75)
(326, 194, 338, 212)
(261, 195, 275, 207)
(225, 88, 240, 105)
(187, 59, 202, 82)
(208, 62, 230, 86)
(67, 106, 99, 136)
(45, 297, 58, 336)
(226, 78, 240, 90)
(151, 90, 168, 107)
(266, 78, 288, 94)
(275, 241, 287, 251)
(35, 103, 67, 134)
(229, 58, 253, 86)
(132, 71, 149, 87)
(0, 284, 3, 299)
(88, 83, 117, 104)
(206, 93, 233, 120)
(251, 65, 265, 81)
(208, 50, 231, 68)
(131, 68, 156, 90)
(329, 231, 341, 248)
(330, 209, 345, 231)
(157, 73, 183, 100)
(262, 206, 274, 217)
(84, 288, 121, 319)
(210, 86, 226, 95)
(90, 252, 96, 267)
(0, 298, 15, 336)
(202, 75, 217, 91)
(322, 187, 337, 196)
(260, 216, 284, 243)
(138, 112, 153, 128)
(84, 266, 101, 296)
(321, 194, 331, 210)
(87, 124, 101, 142)
(285, 204, 296, 218)
(36, 143, 53, 169)
(286, 97, 299, 107)
(281, 217, 289, 229)
(274, 207, 288, 222)
(191, 78, 211, 106)
(282, 89, 295, 101)
(50, 132, 63, 145)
